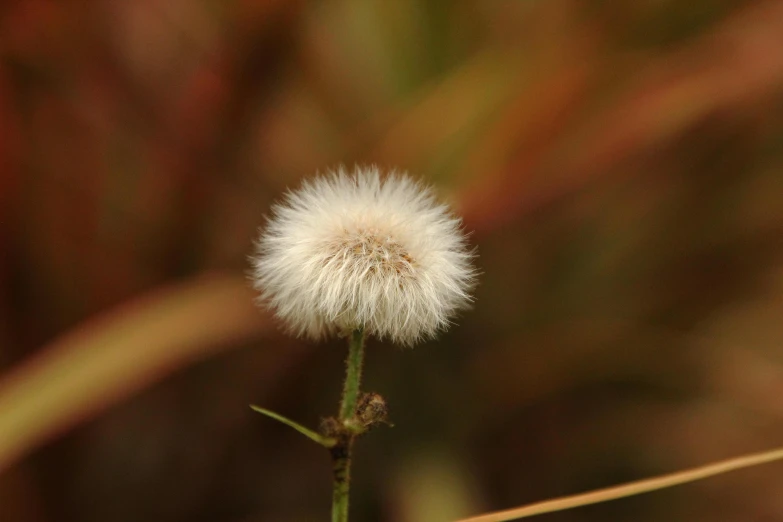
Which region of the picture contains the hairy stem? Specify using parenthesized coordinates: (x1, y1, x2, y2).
(331, 328, 366, 522)
(330, 438, 353, 522)
(339, 329, 365, 421)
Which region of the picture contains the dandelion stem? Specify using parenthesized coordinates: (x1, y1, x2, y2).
(332, 328, 366, 522)
(339, 328, 366, 421)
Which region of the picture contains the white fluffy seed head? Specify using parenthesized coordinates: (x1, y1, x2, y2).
(251, 166, 477, 346)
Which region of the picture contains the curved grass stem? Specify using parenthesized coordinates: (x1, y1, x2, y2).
(455, 445, 783, 521)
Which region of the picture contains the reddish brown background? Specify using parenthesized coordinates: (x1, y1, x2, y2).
(2, 1, 783, 521)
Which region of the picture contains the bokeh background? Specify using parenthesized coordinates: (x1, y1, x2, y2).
(2, 1, 783, 521)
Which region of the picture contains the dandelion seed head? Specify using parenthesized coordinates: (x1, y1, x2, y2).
(252, 166, 477, 346)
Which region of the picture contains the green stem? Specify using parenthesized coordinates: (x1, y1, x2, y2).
(332, 328, 366, 522)
(339, 328, 365, 421)
(331, 441, 352, 522)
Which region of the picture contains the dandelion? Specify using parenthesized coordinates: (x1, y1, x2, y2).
(251, 165, 476, 346)
(250, 165, 477, 522)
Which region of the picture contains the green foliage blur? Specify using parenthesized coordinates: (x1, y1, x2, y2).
(2, 1, 783, 521)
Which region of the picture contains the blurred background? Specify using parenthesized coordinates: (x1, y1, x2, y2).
(2, 0, 783, 521)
